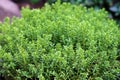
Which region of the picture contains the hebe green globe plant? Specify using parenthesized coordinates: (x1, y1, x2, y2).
(0, 1, 120, 80)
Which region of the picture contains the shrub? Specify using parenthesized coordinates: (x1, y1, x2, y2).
(0, 1, 120, 80)
(47, 0, 120, 26)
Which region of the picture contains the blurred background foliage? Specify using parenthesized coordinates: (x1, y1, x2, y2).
(30, 0, 40, 4)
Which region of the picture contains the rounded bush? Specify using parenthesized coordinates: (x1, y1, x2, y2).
(0, 1, 120, 80)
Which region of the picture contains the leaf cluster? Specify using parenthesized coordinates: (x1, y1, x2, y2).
(0, 1, 120, 80)
(47, 0, 120, 26)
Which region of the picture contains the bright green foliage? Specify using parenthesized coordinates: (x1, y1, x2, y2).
(0, 1, 120, 80)
(47, 0, 120, 16)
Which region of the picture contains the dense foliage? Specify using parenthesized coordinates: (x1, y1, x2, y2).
(0, 1, 120, 80)
(47, 0, 120, 16)
(47, 0, 120, 25)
